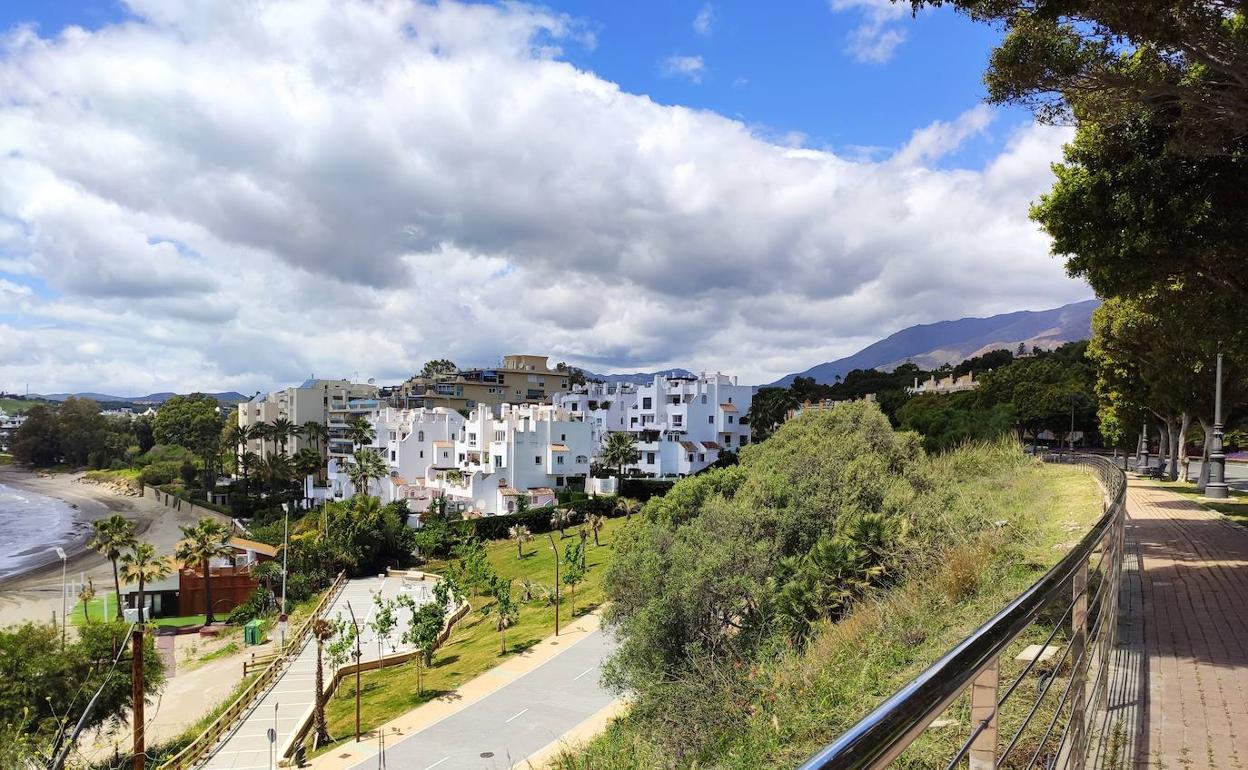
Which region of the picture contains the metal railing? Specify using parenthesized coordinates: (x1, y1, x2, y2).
(799, 454, 1127, 770)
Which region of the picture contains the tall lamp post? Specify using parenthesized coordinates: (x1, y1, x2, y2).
(1206, 350, 1229, 500)
(55, 546, 67, 648)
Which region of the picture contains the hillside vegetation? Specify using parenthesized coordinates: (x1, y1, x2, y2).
(556, 401, 1100, 768)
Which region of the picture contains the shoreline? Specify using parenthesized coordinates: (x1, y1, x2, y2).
(0, 465, 209, 628)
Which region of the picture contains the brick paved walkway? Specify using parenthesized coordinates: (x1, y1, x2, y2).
(1117, 479, 1248, 770)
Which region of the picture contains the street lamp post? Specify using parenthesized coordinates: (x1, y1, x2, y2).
(55, 547, 67, 648)
(1206, 351, 1229, 500)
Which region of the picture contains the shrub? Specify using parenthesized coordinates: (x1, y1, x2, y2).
(463, 496, 619, 541)
(133, 444, 199, 468)
(619, 478, 677, 501)
(138, 461, 181, 486)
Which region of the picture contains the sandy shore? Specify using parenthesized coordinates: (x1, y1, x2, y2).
(0, 466, 216, 628)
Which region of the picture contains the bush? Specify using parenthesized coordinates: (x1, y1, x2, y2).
(619, 478, 677, 501)
(227, 587, 275, 624)
(138, 461, 181, 486)
(463, 496, 619, 541)
(133, 444, 199, 468)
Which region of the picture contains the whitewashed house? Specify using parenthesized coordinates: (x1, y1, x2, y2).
(326, 406, 464, 506)
(422, 403, 592, 515)
(555, 372, 753, 478)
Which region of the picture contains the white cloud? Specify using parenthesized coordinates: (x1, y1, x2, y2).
(892, 105, 995, 165)
(830, 0, 910, 63)
(693, 4, 714, 36)
(0, 0, 1085, 394)
(659, 54, 706, 83)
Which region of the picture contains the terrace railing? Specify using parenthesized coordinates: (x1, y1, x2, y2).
(798, 454, 1127, 770)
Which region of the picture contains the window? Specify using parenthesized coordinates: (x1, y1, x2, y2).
(642, 397, 652, 409)
(728, 415, 734, 424)
(468, 433, 476, 443)
(458, 453, 465, 462)
(557, 455, 564, 465)
(701, 395, 707, 404)
(419, 450, 424, 458)
(417, 430, 424, 441)
(646, 452, 656, 464)
(687, 453, 693, 462)
(728, 396, 733, 403)
(494, 455, 503, 466)
(699, 453, 705, 462)
(708, 415, 714, 424)
(535, 456, 542, 465)
(390, 450, 396, 461)
(560, 433, 566, 441)
(389, 431, 397, 440)
(673, 415, 682, 426)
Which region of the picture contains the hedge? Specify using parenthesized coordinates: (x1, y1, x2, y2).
(464, 495, 619, 540)
(619, 477, 677, 501)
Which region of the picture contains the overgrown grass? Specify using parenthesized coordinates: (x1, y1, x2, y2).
(0, 397, 41, 414)
(0, 453, 12, 466)
(319, 515, 629, 750)
(553, 458, 1102, 769)
(1153, 478, 1248, 525)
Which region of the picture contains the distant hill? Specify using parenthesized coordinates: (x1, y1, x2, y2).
(33, 391, 249, 405)
(579, 368, 697, 385)
(770, 299, 1099, 387)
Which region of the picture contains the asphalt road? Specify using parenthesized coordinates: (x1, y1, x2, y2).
(1182, 459, 1248, 491)
(355, 628, 618, 770)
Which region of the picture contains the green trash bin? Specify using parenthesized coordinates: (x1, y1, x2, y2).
(244, 619, 263, 646)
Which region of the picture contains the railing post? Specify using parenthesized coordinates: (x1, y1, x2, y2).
(1070, 558, 1090, 768)
(969, 658, 999, 770)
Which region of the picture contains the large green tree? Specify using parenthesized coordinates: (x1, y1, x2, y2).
(174, 518, 234, 625)
(153, 394, 226, 487)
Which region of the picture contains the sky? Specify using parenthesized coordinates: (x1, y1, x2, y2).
(0, 0, 1091, 395)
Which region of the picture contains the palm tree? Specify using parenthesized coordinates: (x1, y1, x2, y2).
(613, 496, 642, 521)
(238, 450, 259, 496)
(77, 578, 95, 623)
(508, 524, 532, 559)
(348, 449, 386, 498)
(252, 422, 273, 457)
(294, 447, 323, 508)
(312, 618, 334, 747)
(550, 508, 572, 537)
(119, 542, 173, 622)
(258, 452, 295, 502)
(601, 431, 640, 478)
(347, 417, 375, 449)
(227, 425, 249, 467)
(272, 417, 296, 456)
(303, 421, 329, 456)
(87, 514, 136, 621)
(587, 513, 606, 546)
(174, 518, 234, 625)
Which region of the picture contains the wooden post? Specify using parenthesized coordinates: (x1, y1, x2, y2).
(968, 658, 998, 770)
(132, 626, 145, 770)
(1070, 560, 1090, 768)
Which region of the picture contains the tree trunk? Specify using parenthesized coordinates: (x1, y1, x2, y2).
(1197, 418, 1213, 492)
(1165, 417, 1179, 481)
(111, 559, 124, 621)
(137, 576, 145, 624)
(202, 558, 214, 625)
(1177, 413, 1192, 481)
(313, 637, 331, 746)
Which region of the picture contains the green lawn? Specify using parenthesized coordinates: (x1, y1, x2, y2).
(320, 516, 629, 750)
(1153, 478, 1248, 525)
(0, 397, 42, 415)
(69, 597, 207, 628)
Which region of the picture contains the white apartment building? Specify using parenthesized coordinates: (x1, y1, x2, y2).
(422, 403, 592, 515)
(554, 372, 753, 478)
(237, 378, 379, 460)
(329, 402, 591, 517)
(327, 406, 464, 505)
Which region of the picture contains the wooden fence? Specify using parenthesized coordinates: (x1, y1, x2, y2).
(155, 571, 346, 770)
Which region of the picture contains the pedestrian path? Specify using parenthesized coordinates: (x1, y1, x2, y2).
(1109, 479, 1248, 770)
(199, 575, 435, 770)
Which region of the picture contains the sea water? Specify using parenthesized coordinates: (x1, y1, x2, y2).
(0, 482, 79, 581)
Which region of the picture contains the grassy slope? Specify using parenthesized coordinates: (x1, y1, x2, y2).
(555, 461, 1101, 769)
(0, 397, 42, 414)
(320, 515, 627, 747)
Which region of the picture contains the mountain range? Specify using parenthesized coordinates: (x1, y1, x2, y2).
(579, 368, 696, 385)
(34, 391, 250, 405)
(769, 299, 1100, 387)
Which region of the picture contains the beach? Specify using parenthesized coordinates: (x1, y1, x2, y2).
(0, 466, 212, 628)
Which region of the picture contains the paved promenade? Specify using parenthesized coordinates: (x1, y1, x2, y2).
(1113, 480, 1248, 770)
(200, 575, 434, 770)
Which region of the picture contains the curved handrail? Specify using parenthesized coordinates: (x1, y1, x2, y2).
(798, 454, 1126, 770)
